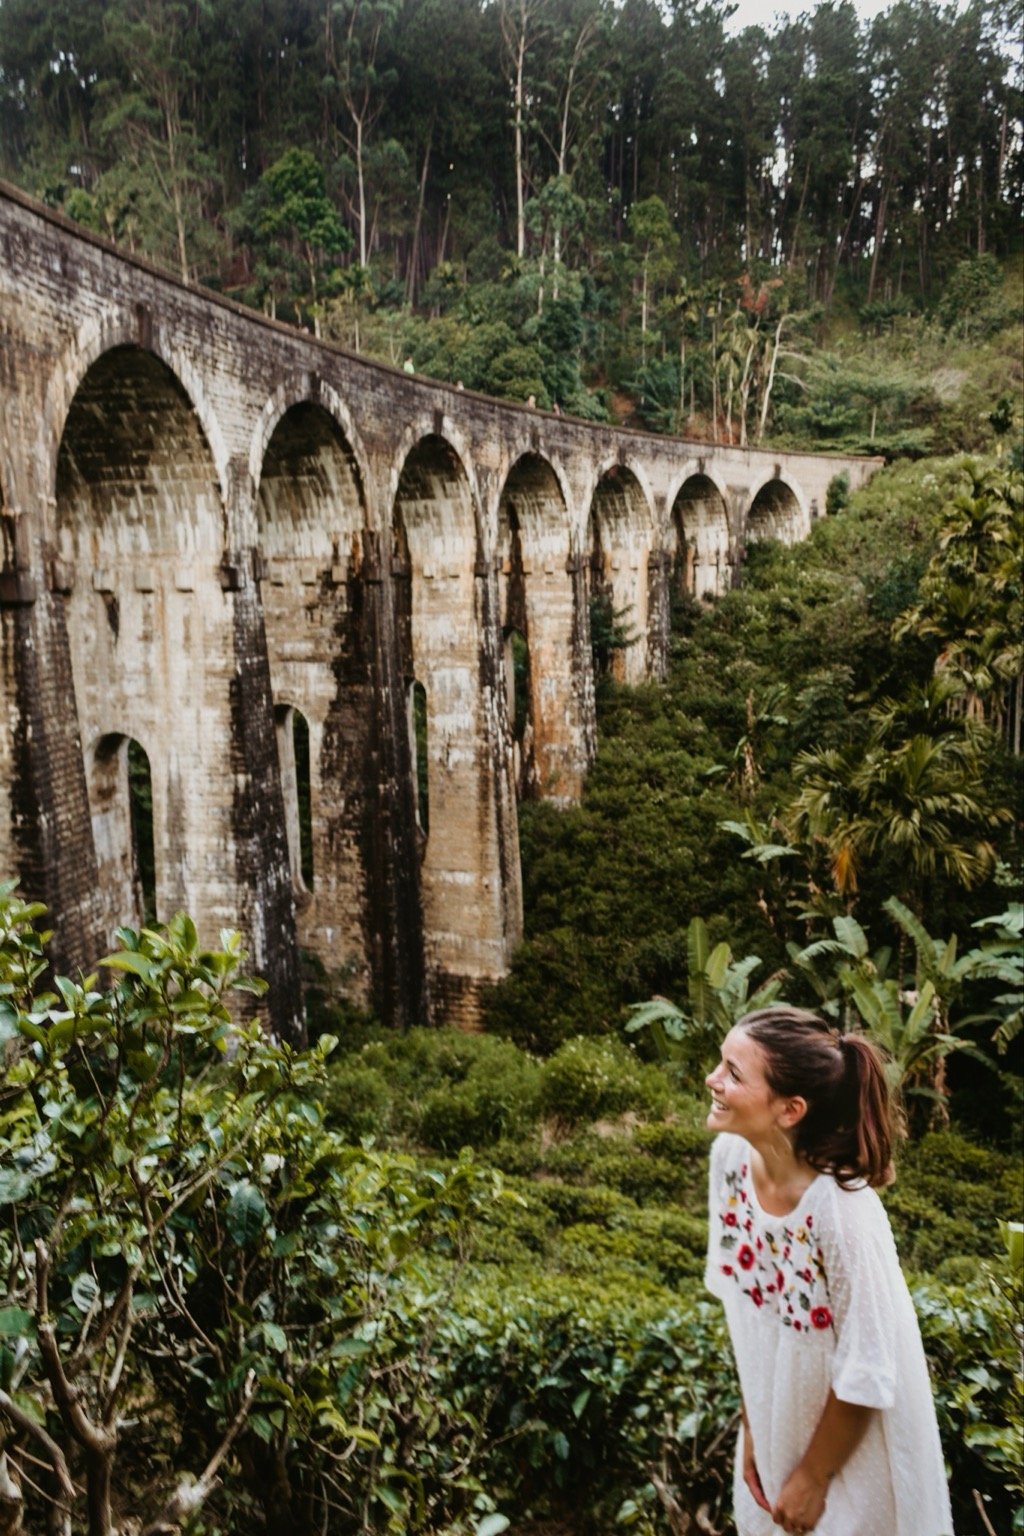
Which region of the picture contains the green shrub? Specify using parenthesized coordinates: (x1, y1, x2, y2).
(320, 1059, 394, 1141)
(559, 1210, 706, 1288)
(438, 1273, 739, 1530)
(418, 1265, 1020, 1535)
(417, 1037, 542, 1151)
(538, 1035, 671, 1124)
(916, 1267, 1023, 1533)
(531, 1177, 638, 1228)
(887, 1131, 1024, 1274)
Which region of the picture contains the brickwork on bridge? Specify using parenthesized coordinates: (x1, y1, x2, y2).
(0, 182, 882, 1036)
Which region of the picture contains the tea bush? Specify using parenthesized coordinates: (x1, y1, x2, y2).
(319, 1058, 394, 1141)
(537, 1034, 673, 1124)
(886, 1131, 1024, 1275)
(916, 1267, 1023, 1533)
(418, 1045, 542, 1151)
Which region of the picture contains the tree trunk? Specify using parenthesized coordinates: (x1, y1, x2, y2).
(406, 115, 435, 306)
(756, 317, 784, 443)
(355, 114, 368, 268)
(866, 175, 889, 304)
(508, 13, 528, 259)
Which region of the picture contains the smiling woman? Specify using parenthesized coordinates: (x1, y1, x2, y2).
(705, 1008, 954, 1536)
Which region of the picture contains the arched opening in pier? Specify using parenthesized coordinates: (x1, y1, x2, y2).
(587, 465, 653, 683)
(55, 345, 225, 927)
(409, 680, 430, 836)
(87, 732, 157, 933)
(275, 704, 314, 893)
(670, 474, 731, 599)
(747, 478, 803, 545)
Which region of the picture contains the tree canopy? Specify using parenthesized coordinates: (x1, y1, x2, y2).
(1, 0, 1020, 437)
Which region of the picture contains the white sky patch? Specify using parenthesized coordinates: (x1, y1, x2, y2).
(723, 0, 968, 33)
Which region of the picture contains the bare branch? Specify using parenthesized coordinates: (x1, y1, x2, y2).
(33, 1243, 114, 1461)
(0, 1393, 75, 1505)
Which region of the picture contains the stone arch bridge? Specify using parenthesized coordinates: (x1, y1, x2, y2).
(0, 183, 881, 1038)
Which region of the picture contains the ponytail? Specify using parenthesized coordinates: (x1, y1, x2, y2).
(738, 1008, 899, 1190)
(833, 1033, 897, 1189)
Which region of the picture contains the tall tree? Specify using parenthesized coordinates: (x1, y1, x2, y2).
(94, 0, 217, 281)
(324, 0, 399, 268)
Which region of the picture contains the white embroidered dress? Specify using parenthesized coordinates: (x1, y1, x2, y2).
(705, 1133, 954, 1536)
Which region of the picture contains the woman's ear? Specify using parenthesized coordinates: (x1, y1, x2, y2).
(778, 1095, 808, 1130)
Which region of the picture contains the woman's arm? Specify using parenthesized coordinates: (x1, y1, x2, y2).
(771, 1391, 874, 1533)
(740, 1402, 772, 1513)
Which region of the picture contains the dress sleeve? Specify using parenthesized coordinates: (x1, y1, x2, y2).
(817, 1182, 901, 1410)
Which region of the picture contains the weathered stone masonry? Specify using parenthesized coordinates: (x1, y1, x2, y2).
(0, 182, 881, 1037)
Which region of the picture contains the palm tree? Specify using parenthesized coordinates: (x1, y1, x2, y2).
(894, 460, 1024, 751)
(790, 682, 1008, 909)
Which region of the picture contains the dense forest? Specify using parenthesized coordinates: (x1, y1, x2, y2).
(1, 0, 1022, 444)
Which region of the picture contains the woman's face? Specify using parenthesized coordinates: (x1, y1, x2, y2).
(705, 1026, 785, 1142)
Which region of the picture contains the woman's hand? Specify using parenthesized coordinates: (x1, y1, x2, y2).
(742, 1419, 772, 1512)
(771, 1465, 829, 1533)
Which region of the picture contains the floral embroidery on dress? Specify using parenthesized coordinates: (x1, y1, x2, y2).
(717, 1162, 833, 1332)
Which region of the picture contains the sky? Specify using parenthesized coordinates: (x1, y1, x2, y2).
(723, 0, 964, 31)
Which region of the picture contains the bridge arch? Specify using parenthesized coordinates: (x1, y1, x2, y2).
(55, 343, 241, 935)
(497, 452, 588, 801)
(669, 472, 732, 599)
(747, 476, 808, 545)
(257, 397, 372, 996)
(388, 416, 484, 548)
(49, 314, 229, 509)
(392, 432, 519, 1023)
(587, 462, 655, 683)
(249, 375, 372, 518)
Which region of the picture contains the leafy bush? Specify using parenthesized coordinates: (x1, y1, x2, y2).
(538, 1035, 672, 1125)
(418, 1040, 542, 1151)
(319, 1058, 394, 1141)
(916, 1265, 1023, 1533)
(0, 890, 507, 1535)
(887, 1131, 1024, 1274)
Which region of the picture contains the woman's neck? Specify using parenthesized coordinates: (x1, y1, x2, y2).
(747, 1135, 817, 1215)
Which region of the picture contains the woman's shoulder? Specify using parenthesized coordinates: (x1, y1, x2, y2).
(811, 1170, 896, 1244)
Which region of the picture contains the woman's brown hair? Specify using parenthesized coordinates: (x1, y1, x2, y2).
(738, 1007, 897, 1189)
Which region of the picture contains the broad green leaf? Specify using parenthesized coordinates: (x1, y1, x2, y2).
(226, 1181, 269, 1246)
(71, 1273, 100, 1314)
(703, 942, 732, 991)
(0, 1306, 33, 1336)
(99, 951, 154, 981)
(999, 1221, 1023, 1269)
(476, 1518, 511, 1536)
(261, 1321, 287, 1353)
(832, 915, 868, 959)
(0, 1170, 37, 1204)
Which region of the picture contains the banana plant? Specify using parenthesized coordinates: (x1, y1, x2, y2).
(625, 916, 785, 1079)
(789, 900, 1001, 1106)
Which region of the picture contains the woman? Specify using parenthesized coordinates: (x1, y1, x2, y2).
(704, 1007, 953, 1536)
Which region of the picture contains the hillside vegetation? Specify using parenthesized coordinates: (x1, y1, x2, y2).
(1, 0, 1021, 450)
